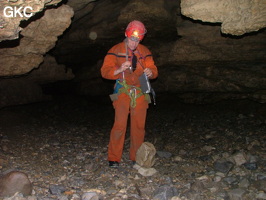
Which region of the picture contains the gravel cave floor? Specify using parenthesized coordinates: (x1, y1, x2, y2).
(0, 93, 266, 200)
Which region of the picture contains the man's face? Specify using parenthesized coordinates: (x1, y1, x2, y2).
(127, 37, 140, 51)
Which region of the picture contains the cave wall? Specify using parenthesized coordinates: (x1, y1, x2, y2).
(0, 4, 74, 76)
(0, 1, 74, 107)
(0, 0, 266, 107)
(181, 0, 266, 36)
(53, 0, 265, 103)
(152, 19, 266, 103)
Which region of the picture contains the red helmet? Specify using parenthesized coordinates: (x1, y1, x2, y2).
(125, 20, 147, 41)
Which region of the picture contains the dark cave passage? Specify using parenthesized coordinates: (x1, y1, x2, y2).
(0, 0, 266, 199)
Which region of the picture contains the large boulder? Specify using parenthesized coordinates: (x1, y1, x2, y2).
(0, 171, 32, 197)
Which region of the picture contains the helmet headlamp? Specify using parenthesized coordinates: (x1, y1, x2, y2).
(130, 30, 140, 42)
(125, 20, 147, 41)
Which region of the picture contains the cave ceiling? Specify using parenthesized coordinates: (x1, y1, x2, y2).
(0, 0, 266, 107)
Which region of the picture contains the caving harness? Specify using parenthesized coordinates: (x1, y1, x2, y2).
(112, 41, 155, 108)
(116, 79, 149, 108)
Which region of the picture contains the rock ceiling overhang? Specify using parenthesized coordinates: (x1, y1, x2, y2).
(0, 0, 265, 107)
(1, 0, 265, 43)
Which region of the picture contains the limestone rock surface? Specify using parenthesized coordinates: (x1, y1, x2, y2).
(0, 0, 62, 41)
(181, 0, 266, 36)
(26, 55, 75, 84)
(0, 0, 265, 106)
(66, 0, 97, 22)
(0, 4, 74, 77)
(0, 55, 74, 108)
(136, 142, 156, 168)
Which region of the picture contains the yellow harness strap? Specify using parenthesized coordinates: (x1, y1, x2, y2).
(117, 41, 149, 107)
(118, 80, 145, 108)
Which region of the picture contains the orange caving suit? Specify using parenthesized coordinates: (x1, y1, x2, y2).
(101, 40, 158, 162)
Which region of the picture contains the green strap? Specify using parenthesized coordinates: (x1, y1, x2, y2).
(118, 80, 143, 108)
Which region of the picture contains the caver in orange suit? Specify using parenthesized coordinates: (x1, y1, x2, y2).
(101, 21, 158, 164)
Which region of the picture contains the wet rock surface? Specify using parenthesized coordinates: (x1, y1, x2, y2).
(0, 94, 265, 200)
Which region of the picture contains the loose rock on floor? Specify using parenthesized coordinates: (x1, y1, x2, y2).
(0, 94, 265, 200)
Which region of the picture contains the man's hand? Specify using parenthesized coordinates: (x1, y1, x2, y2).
(144, 68, 153, 78)
(114, 61, 131, 75)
